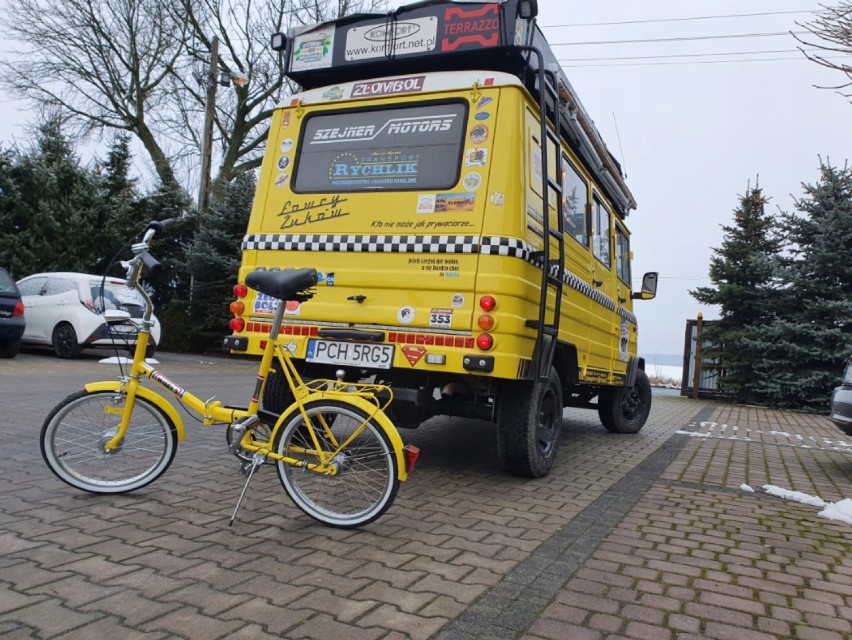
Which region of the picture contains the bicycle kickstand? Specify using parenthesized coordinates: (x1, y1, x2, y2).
(229, 452, 266, 526)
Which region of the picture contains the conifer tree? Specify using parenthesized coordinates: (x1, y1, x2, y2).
(1, 118, 108, 277)
(749, 161, 852, 411)
(690, 186, 783, 402)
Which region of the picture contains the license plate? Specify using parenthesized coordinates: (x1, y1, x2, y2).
(109, 324, 137, 335)
(306, 339, 394, 369)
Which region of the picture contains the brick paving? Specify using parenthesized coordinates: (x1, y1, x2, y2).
(1, 351, 850, 638)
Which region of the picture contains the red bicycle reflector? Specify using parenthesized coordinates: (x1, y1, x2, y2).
(229, 318, 245, 332)
(476, 333, 493, 350)
(479, 295, 496, 311)
(233, 283, 248, 298)
(403, 444, 420, 474)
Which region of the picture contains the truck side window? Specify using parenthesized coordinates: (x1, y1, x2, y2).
(592, 196, 611, 268)
(562, 156, 589, 248)
(615, 224, 631, 285)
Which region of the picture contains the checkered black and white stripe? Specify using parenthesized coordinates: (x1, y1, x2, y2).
(242, 233, 633, 320)
(242, 234, 479, 254)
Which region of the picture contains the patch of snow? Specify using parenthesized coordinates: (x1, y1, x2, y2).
(818, 499, 852, 525)
(762, 485, 827, 508)
(99, 357, 159, 364)
(740, 484, 755, 493)
(676, 430, 712, 438)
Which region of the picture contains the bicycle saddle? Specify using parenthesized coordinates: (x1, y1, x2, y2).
(245, 268, 318, 301)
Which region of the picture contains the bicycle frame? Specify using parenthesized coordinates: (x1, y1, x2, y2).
(96, 252, 408, 480)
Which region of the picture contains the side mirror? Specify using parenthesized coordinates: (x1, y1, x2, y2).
(518, 0, 538, 20)
(631, 272, 658, 300)
(271, 32, 287, 52)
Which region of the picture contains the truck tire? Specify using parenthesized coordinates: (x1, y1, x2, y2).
(262, 367, 293, 416)
(598, 369, 652, 434)
(497, 367, 563, 478)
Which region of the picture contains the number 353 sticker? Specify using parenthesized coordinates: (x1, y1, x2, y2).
(430, 307, 453, 328)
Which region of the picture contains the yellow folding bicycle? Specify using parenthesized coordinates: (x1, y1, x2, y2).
(40, 220, 418, 528)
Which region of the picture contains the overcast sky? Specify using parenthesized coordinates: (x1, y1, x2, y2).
(1, 0, 850, 360)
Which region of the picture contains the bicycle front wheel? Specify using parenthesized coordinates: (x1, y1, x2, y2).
(41, 390, 178, 494)
(275, 400, 400, 528)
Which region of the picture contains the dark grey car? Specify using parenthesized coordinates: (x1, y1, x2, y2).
(830, 356, 852, 436)
(0, 267, 25, 358)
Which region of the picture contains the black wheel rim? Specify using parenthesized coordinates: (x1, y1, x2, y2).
(622, 387, 644, 421)
(55, 326, 76, 357)
(536, 386, 559, 458)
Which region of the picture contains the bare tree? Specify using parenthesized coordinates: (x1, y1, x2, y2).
(1, 0, 387, 197)
(796, 1, 852, 100)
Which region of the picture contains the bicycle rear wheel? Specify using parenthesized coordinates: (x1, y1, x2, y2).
(41, 390, 178, 494)
(275, 400, 399, 528)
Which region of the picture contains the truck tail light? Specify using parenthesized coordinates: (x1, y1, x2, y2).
(229, 318, 245, 332)
(479, 295, 496, 311)
(476, 334, 494, 350)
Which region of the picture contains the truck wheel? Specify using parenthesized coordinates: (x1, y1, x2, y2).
(598, 369, 652, 434)
(497, 367, 563, 478)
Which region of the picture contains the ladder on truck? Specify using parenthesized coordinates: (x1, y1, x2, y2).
(521, 45, 565, 383)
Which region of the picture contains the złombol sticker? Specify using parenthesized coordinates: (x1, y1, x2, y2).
(397, 306, 415, 324)
(274, 173, 289, 188)
(281, 138, 294, 153)
(463, 172, 482, 191)
(277, 156, 291, 170)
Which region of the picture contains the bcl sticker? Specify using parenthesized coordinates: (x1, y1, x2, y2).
(398, 306, 415, 324)
(253, 293, 279, 314)
(429, 307, 453, 328)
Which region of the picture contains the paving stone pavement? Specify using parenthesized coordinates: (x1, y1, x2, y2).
(1, 351, 850, 639)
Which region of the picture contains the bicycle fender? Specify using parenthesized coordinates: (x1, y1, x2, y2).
(84, 381, 186, 441)
(281, 392, 409, 481)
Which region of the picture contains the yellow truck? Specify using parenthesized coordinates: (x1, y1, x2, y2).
(224, 0, 658, 477)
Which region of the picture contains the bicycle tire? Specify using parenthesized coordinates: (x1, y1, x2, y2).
(41, 390, 178, 494)
(275, 400, 399, 528)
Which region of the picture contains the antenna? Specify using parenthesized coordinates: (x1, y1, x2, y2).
(612, 112, 627, 178)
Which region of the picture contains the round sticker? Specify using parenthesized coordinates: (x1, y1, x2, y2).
(277, 156, 290, 170)
(281, 138, 294, 153)
(451, 294, 464, 308)
(274, 172, 289, 188)
(463, 172, 482, 192)
(397, 306, 415, 325)
(469, 124, 489, 145)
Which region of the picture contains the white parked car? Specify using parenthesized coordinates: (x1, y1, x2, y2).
(16, 272, 161, 359)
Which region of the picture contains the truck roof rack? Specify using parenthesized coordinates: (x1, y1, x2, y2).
(279, 0, 636, 216)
